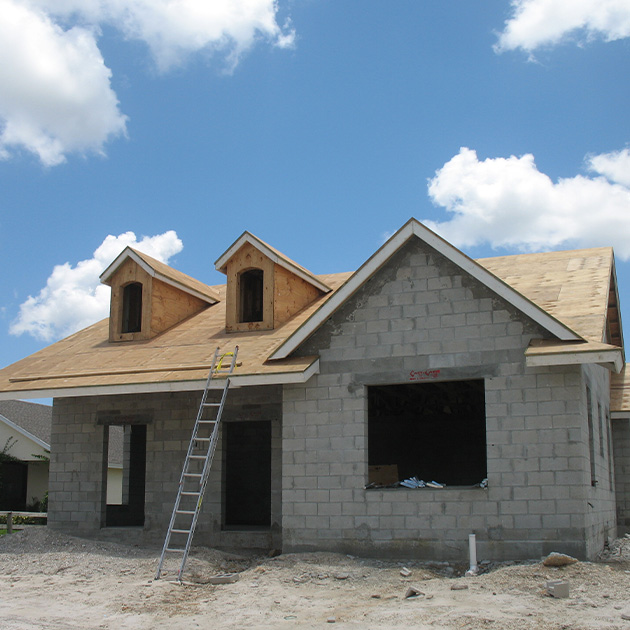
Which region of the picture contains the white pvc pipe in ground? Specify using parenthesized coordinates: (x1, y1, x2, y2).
(465, 533, 478, 576)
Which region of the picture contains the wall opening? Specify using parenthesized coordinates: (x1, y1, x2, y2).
(105, 424, 146, 527)
(224, 420, 271, 527)
(0, 460, 28, 510)
(239, 269, 264, 323)
(122, 282, 143, 333)
(586, 386, 597, 486)
(606, 408, 614, 490)
(368, 380, 487, 486)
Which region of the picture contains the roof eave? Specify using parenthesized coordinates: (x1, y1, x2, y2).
(0, 359, 320, 400)
(525, 348, 623, 373)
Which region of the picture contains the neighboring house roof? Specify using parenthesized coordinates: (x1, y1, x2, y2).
(0, 400, 51, 447)
(107, 425, 124, 468)
(100, 247, 221, 305)
(0, 400, 124, 465)
(0, 219, 623, 401)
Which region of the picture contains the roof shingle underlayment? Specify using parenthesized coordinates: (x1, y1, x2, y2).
(0, 221, 625, 407)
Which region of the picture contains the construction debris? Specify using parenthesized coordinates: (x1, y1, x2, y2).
(207, 573, 240, 585)
(404, 586, 425, 599)
(543, 552, 579, 567)
(546, 580, 570, 598)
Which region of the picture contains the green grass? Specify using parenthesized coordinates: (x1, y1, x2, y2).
(0, 528, 21, 536)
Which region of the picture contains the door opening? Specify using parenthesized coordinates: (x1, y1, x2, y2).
(105, 424, 146, 527)
(224, 420, 271, 528)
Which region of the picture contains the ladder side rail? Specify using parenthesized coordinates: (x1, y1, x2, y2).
(175, 350, 238, 580)
(167, 346, 220, 519)
(198, 346, 237, 489)
(176, 464, 209, 580)
(155, 483, 190, 579)
(156, 347, 221, 580)
(199, 373, 233, 488)
(156, 346, 238, 582)
(176, 346, 220, 490)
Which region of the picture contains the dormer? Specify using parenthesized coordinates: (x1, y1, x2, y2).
(215, 232, 331, 333)
(100, 247, 220, 342)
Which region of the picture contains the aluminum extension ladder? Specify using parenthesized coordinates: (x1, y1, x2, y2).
(155, 346, 239, 581)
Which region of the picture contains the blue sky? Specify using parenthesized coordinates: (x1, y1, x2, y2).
(1, 0, 630, 383)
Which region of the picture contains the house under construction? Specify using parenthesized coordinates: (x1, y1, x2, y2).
(0, 218, 629, 560)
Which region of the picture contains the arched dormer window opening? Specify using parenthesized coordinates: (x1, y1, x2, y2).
(239, 269, 263, 323)
(122, 282, 143, 333)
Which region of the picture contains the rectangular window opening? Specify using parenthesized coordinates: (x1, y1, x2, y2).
(367, 380, 487, 487)
(239, 269, 264, 323)
(122, 282, 143, 333)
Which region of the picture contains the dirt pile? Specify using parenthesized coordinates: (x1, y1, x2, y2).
(1, 528, 629, 629)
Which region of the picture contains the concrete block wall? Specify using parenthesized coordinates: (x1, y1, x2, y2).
(282, 238, 605, 560)
(50, 386, 282, 550)
(49, 396, 106, 533)
(582, 364, 617, 556)
(613, 415, 630, 535)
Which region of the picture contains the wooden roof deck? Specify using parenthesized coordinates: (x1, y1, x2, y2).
(0, 239, 623, 403)
(478, 247, 614, 343)
(0, 273, 352, 398)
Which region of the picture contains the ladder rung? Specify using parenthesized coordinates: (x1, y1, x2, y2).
(176, 510, 196, 515)
(194, 437, 210, 442)
(203, 402, 221, 407)
(165, 548, 186, 553)
(183, 473, 202, 478)
(188, 455, 206, 460)
(181, 491, 201, 496)
(198, 420, 216, 424)
(171, 529, 192, 534)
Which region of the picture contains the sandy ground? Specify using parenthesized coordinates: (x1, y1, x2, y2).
(1, 528, 629, 630)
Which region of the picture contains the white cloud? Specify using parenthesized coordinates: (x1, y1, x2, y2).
(0, 0, 127, 166)
(1, 1, 293, 165)
(496, 0, 630, 53)
(587, 148, 630, 187)
(424, 147, 630, 259)
(9, 230, 183, 341)
(31, 0, 295, 71)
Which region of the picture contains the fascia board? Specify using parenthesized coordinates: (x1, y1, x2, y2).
(0, 414, 50, 450)
(99, 247, 142, 284)
(215, 232, 330, 293)
(270, 219, 580, 360)
(0, 360, 320, 401)
(610, 257, 626, 359)
(611, 412, 630, 420)
(525, 348, 623, 373)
